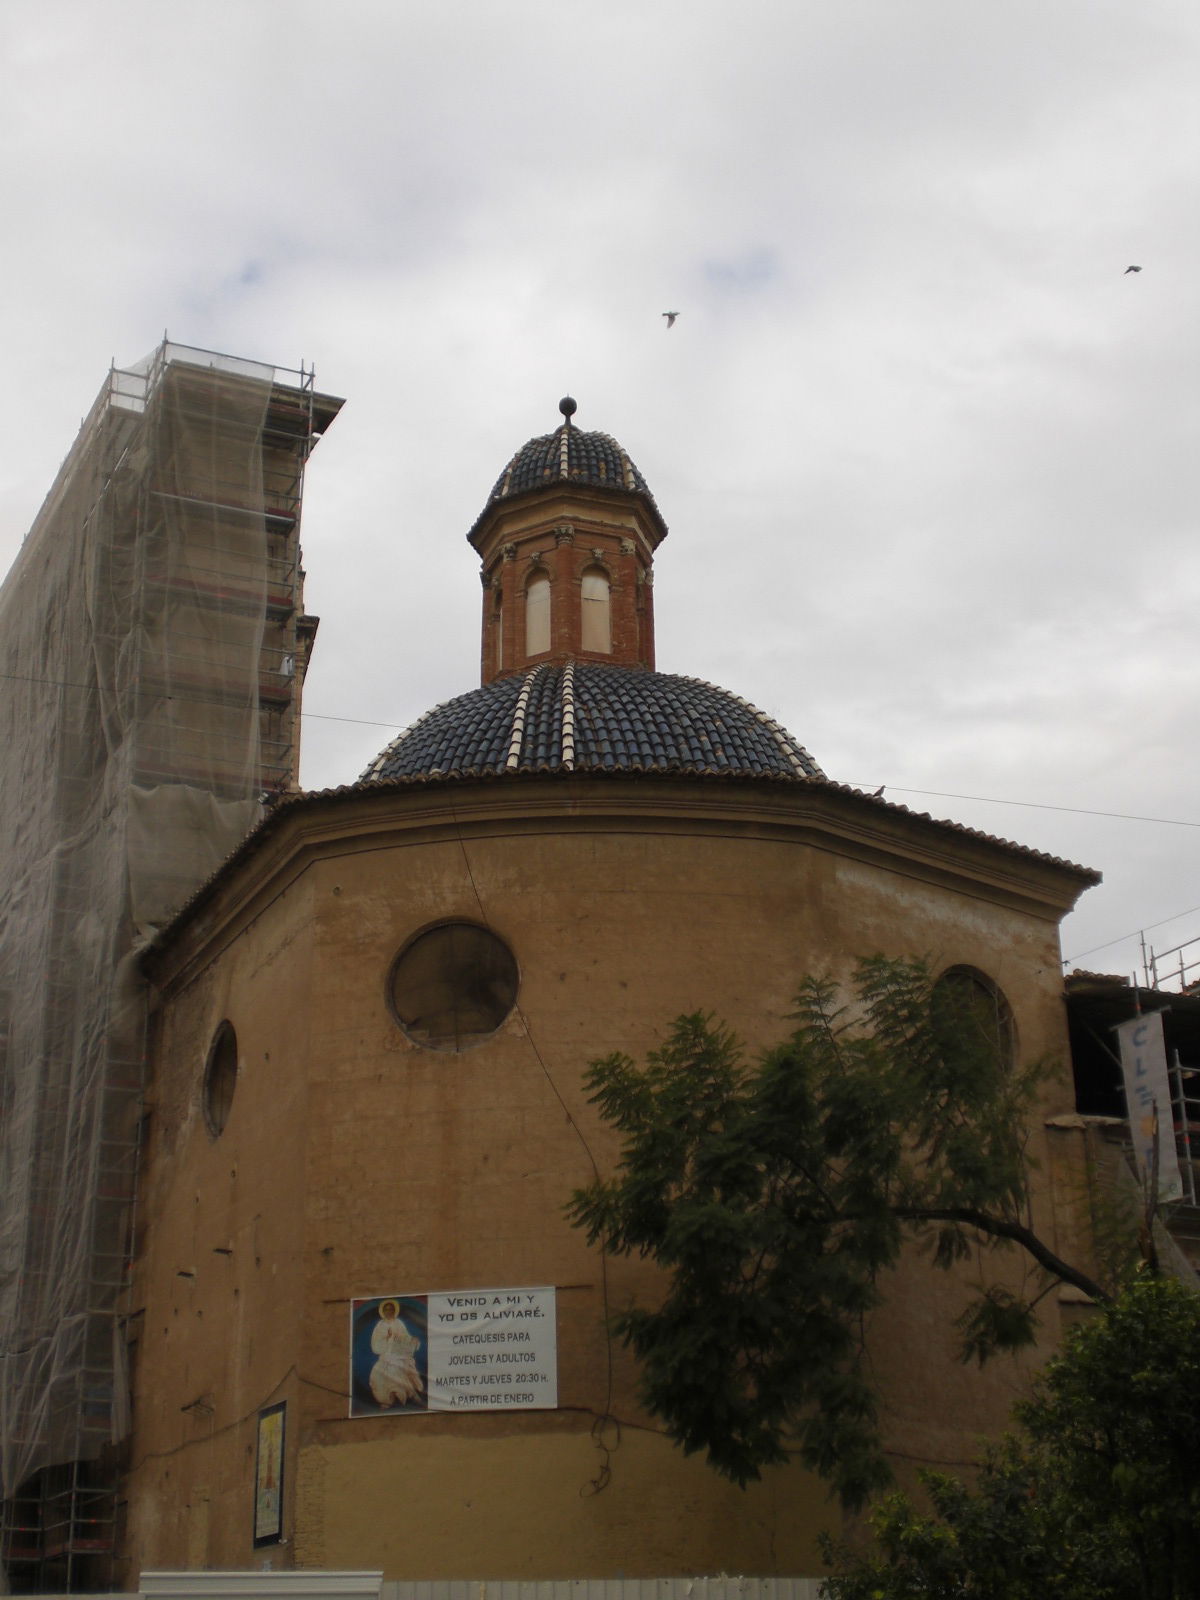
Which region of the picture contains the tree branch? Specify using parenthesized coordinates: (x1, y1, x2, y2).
(895, 1206, 1111, 1304)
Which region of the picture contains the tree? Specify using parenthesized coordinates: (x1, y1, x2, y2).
(822, 1273, 1200, 1600)
(567, 956, 1111, 1508)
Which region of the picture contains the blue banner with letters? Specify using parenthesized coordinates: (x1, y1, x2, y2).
(1116, 1011, 1182, 1201)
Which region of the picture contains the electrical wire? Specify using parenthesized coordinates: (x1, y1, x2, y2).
(11, 662, 1200, 978)
(4, 659, 1196, 830)
(1063, 901, 1200, 968)
(446, 800, 618, 1495)
(847, 782, 1200, 832)
(0, 664, 412, 731)
(299, 710, 405, 729)
(2, 662, 1194, 828)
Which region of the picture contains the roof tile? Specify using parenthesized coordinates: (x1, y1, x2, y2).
(363, 665, 825, 784)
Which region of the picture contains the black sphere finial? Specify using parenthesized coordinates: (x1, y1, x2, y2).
(558, 395, 577, 422)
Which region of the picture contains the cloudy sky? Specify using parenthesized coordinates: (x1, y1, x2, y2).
(1, 0, 1197, 985)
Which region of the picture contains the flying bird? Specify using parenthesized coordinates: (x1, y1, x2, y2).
(662, 311, 680, 328)
(1124, 265, 1142, 274)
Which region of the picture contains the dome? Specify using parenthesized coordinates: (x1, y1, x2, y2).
(363, 664, 824, 783)
(467, 418, 667, 544)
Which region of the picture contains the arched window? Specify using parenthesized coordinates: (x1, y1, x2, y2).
(581, 566, 611, 654)
(493, 589, 504, 673)
(932, 966, 1016, 1072)
(525, 571, 551, 657)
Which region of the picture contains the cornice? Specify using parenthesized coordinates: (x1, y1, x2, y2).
(142, 774, 1098, 996)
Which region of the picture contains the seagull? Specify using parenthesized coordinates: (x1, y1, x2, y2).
(872, 785, 885, 798)
(662, 311, 680, 328)
(1124, 265, 1142, 274)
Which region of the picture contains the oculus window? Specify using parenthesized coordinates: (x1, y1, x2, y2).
(204, 1020, 239, 1136)
(389, 922, 519, 1051)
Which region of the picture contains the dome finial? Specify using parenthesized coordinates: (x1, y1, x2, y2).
(558, 395, 577, 425)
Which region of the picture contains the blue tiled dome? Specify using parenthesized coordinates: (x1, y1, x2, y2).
(468, 422, 667, 544)
(362, 664, 824, 783)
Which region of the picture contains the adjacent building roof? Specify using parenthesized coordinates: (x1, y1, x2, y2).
(362, 663, 825, 782)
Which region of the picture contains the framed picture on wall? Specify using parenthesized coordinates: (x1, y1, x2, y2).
(254, 1401, 286, 1547)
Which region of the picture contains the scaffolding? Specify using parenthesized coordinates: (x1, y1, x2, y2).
(0, 342, 342, 1591)
(1145, 930, 1200, 995)
(1134, 933, 1200, 1207)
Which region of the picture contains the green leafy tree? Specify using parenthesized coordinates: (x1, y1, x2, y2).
(568, 956, 1109, 1507)
(822, 1273, 1200, 1600)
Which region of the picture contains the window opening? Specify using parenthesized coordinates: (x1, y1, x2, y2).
(932, 966, 1016, 1072)
(389, 923, 519, 1052)
(203, 1020, 239, 1136)
(581, 566, 611, 654)
(525, 572, 550, 657)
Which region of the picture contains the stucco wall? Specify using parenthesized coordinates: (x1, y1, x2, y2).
(125, 778, 1091, 1581)
(129, 870, 316, 1571)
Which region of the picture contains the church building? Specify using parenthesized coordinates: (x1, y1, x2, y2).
(121, 398, 1100, 1581)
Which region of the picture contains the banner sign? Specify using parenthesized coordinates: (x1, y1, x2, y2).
(253, 1401, 285, 1546)
(1115, 1010, 1183, 1201)
(349, 1286, 557, 1417)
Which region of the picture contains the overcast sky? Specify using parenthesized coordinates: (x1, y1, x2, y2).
(1, 0, 1197, 986)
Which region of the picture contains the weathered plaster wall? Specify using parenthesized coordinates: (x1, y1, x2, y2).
(128, 871, 316, 1571)
(124, 780, 1091, 1581)
(292, 1432, 827, 1576)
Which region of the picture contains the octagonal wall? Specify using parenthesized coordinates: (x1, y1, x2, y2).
(128, 867, 316, 1573)
(472, 486, 660, 680)
(125, 777, 1094, 1581)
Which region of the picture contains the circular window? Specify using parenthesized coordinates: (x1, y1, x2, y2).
(204, 1020, 238, 1135)
(932, 966, 1015, 1071)
(389, 922, 519, 1051)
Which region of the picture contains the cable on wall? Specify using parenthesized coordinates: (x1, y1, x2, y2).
(446, 799, 619, 1496)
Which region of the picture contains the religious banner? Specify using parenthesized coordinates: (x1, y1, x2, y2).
(1115, 1010, 1183, 1201)
(253, 1401, 285, 1547)
(349, 1287, 557, 1418)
